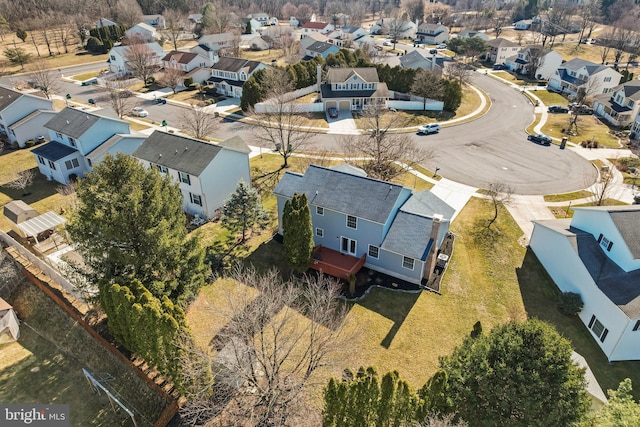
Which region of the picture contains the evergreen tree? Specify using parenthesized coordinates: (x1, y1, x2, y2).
(282, 193, 314, 273)
(66, 153, 206, 305)
(4, 47, 30, 69)
(221, 180, 269, 243)
(16, 28, 27, 42)
(427, 319, 590, 426)
(594, 379, 640, 426)
(200, 2, 216, 31)
(240, 68, 268, 111)
(442, 79, 463, 112)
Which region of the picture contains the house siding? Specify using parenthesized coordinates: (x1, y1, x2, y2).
(367, 248, 424, 284)
(0, 97, 53, 145)
(199, 148, 251, 217)
(11, 111, 57, 148)
(35, 152, 81, 184)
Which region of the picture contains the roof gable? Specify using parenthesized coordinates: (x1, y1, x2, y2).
(162, 50, 199, 64)
(302, 21, 328, 30)
(44, 107, 126, 139)
(212, 57, 262, 74)
(327, 67, 379, 83)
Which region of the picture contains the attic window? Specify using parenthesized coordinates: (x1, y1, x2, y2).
(597, 234, 613, 252)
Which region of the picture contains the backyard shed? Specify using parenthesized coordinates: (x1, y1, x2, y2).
(0, 297, 20, 343)
(3, 200, 39, 225)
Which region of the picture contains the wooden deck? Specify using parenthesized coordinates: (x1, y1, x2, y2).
(309, 245, 366, 280)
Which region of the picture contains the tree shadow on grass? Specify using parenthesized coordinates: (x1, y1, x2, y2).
(515, 248, 640, 400)
(0, 168, 58, 205)
(354, 289, 421, 349)
(241, 237, 289, 277)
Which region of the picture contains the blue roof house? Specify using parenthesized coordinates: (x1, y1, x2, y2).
(274, 165, 454, 284)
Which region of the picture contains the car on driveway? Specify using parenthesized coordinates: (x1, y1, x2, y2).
(418, 123, 441, 134)
(383, 41, 392, 46)
(131, 107, 148, 117)
(570, 104, 594, 115)
(548, 105, 569, 113)
(528, 133, 552, 145)
(436, 43, 447, 49)
(328, 107, 339, 118)
(429, 49, 438, 54)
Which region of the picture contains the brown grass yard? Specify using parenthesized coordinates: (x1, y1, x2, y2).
(543, 190, 594, 202)
(541, 113, 620, 147)
(1, 280, 169, 426)
(532, 89, 568, 107)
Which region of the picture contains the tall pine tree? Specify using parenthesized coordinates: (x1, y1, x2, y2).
(221, 180, 269, 243)
(282, 193, 314, 273)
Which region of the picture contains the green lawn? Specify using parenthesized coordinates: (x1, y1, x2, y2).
(531, 89, 568, 107)
(493, 70, 545, 86)
(71, 71, 101, 81)
(541, 114, 620, 147)
(544, 190, 594, 202)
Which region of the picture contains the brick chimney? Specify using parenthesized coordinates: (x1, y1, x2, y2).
(423, 214, 443, 281)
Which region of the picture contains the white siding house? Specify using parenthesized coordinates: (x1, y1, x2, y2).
(208, 57, 266, 98)
(593, 80, 640, 127)
(107, 42, 164, 75)
(505, 46, 563, 80)
(0, 86, 55, 147)
(530, 206, 640, 361)
(125, 22, 159, 41)
(547, 58, 622, 97)
(133, 131, 251, 219)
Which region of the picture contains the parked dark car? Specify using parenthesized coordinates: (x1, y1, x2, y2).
(548, 105, 569, 113)
(528, 133, 552, 146)
(328, 107, 338, 118)
(570, 104, 594, 115)
(493, 64, 505, 70)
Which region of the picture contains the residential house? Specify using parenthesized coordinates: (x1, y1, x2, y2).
(188, 14, 203, 25)
(31, 108, 132, 184)
(530, 205, 640, 361)
(248, 36, 270, 51)
(593, 80, 640, 127)
(371, 18, 417, 39)
(162, 50, 213, 72)
(141, 14, 166, 30)
(194, 32, 236, 62)
(399, 50, 443, 74)
(352, 35, 378, 50)
(548, 58, 622, 97)
(107, 42, 164, 75)
(514, 19, 533, 30)
(457, 28, 490, 41)
(415, 23, 449, 45)
(239, 18, 262, 34)
(95, 18, 118, 28)
(208, 57, 266, 98)
(85, 134, 147, 164)
(289, 17, 299, 27)
(320, 67, 390, 111)
(504, 45, 563, 80)
(125, 22, 159, 42)
(325, 26, 368, 47)
(0, 86, 55, 148)
(484, 38, 520, 65)
(631, 113, 640, 139)
(248, 13, 269, 26)
(301, 40, 340, 60)
(133, 131, 251, 219)
(300, 21, 332, 36)
(273, 165, 454, 284)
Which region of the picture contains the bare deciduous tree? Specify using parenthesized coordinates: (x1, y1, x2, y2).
(486, 182, 514, 229)
(124, 41, 160, 86)
(6, 169, 35, 196)
(411, 69, 444, 109)
(591, 167, 616, 206)
(0, 248, 20, 296)
(342, 100, 433, 181)
(179, 103, 218, 140)
(164, 8, 186, 51)
(114, 0, 143, 28)
(159, 64, 184, 94)
(250, 68, 315, 169)
(180, 266, 350, 426)
(103, 79, 136, 118)
(444, 61, 473, 85)
(28, 59, 60, 99)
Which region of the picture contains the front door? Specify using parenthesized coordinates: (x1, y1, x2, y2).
(341, 237, 357, 255)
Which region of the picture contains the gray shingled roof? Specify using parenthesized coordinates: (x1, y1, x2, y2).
(219, 135, 250, 153)
(306, 41, 338, 54)
(273, 165, 408, 224)
(380, 211, 434, 260)
(606, 206, 640, 258)
(212, 57, 263, 74)
(32, 141, 78, 161)
(0, 86, 24, 111)
(44, 107, 122, 139)
(86, 134, 147, 162)
(329, 164, 367, 177)
(400, 190, 455, 220)
(487, 38, 518, 48)
(326, 67, 380, 83)
(133, 131, 222, 176)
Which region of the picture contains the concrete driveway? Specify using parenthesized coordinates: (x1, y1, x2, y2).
(327, 110, 359, 135)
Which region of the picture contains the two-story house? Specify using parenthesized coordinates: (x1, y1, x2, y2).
(399, 50, 442, 74)
(484, 38, 520, 65)
(191, 32, 236, 63)
(631, 112, 640, 139)
(162, 50, 213, 72)
(125, 22, 159, 42)
(107, 42, 164, 75)
(325, 26, 369, 47)
(371, 18, 417, 39)
(548, 58, 622, 97)
(530, 206, 640, 361)
(415, 23, 449, 45)
(301, 40, 340, 60)
(274, 165, 454, 284)
(141, 14, 166, 30)
(133, 131, 251, 219)
(31, 108, 133, 184)
(457, 28, 490, 41)
(593, 80, 640, 127)
(299, 21, 333, 36)
(208, 57, 266, 98)
(505, 45, 563, 80)
(0, 86, 55, 148)
(320, 67, 390, 112)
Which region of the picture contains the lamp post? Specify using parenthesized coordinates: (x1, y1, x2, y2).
(565, 201, 572, 218)
(433, 167, 440, 178)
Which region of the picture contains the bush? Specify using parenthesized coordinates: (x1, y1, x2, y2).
(68, 173, 78, 182)
(10, 142, 18, 149)
(558, 292, 583, 316)
(183, 77, 194, 87)
(24, 140, 35, 147)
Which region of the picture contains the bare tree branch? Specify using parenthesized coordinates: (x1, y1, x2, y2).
(102, 79, 136, 118)
(28, 58, 60, 99)
(6, 169, 35, 196)
(179, 103, 218, 140)
(486, 181, 514, 229)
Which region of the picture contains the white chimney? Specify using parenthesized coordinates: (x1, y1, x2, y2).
(317, 65, 322, 92)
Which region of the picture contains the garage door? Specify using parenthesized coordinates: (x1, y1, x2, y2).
(338, 100, 351, 111)
(325, 100, 337, 110)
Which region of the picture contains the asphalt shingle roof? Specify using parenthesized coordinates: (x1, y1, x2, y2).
(400, 190, 455, 219)
(32, 141, 78, 161)
(133, 131, 222, 176)
(380, 211, 434, 260)
(44, 107, 123, 139)
(273, 165, 408, 224)
(320, 82, 389, 99)
(306, 41, 338, 54)
(326, 67, 379, 83)
(606, 206, 640, 258)
(162, 50, 199, 64)
(212, 57, 262, 74)
(0, 86, 24, 111)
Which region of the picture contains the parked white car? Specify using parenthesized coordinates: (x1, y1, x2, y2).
(131, 107, 148, 117)
(417, 123, 441, 134)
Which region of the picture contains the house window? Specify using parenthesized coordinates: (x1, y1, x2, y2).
(68, 137, 77, 147)
(55, 132, 63, 140)
(316, 206, 324, 215)
(179, 171, 191, 185)
(629, 100, 635, 108)
(368, 245, 379, 259)
(402, 256, 414, 270)
(37, 155, 45, 165)
(190, 193, 202, 206)
(346, 215, 357, 229)
(341, 237, 356, 255)
(48, 160, 56, 170)
(597, 233, 613, 251)
(110, 55, 116, 61)
(633, 320, 640, 331)
(154, 164, 167, 173)
(316, 227, 324, 237)
(588, 315, 609, 342)
(604, 77, 611, 82)
(65, 158, 80, 169)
